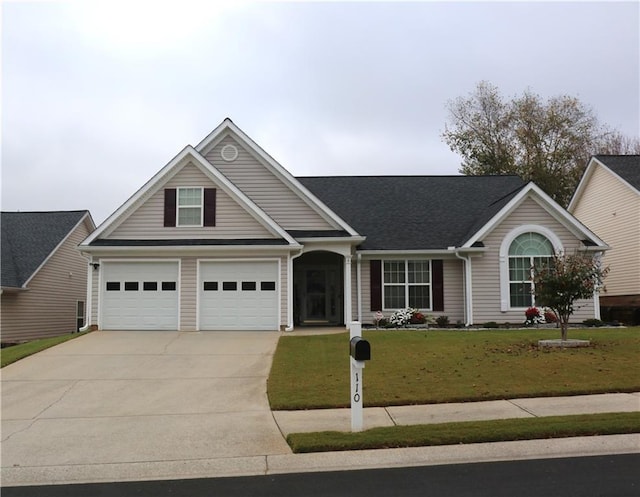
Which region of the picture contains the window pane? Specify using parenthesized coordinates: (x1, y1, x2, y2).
(384, 261, 405, 284)
(106, 281, 120, 291)
(223, 281, 237, 291)
(409, 285, 430, 308)
(178, 188, 201, 206)
(261, 281, 276, 291)
(509, 257, 530, 281)
(143, 281, 157, 291)
(162, 281, 176, 291)
(384, 286, 405, 309)
(242, 281, 256, 291)
(510, 282, 532, 307)
(408, 260, 430, 283)
(124, 282, 139, 291)
(178, 207, 201, 226)
(203, 281, 218, 291)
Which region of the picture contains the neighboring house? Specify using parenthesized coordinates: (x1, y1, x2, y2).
(78, 118, 607, 332)
(1, 211, 96, 343)
(568, 155, 640, 325)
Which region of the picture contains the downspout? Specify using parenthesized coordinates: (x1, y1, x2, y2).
(593, 251, 603, 321)
(79, 252, 93, 332)
(356, 252, 362, 323)
(285, 248, 304, 331)
(452, 248, 473, 327)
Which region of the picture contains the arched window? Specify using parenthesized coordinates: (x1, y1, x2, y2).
(508, 232, 554, 307)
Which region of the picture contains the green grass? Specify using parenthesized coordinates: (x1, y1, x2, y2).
(268, 328, 640, 410)
(1, 332, 90, 368)
(286, 412, 640, 453)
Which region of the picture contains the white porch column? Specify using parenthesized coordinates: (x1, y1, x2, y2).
(344, 254, 352, 326)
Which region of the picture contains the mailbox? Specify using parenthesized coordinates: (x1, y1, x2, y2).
(349, 336, 371, 361)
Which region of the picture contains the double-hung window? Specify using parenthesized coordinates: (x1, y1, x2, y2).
(508, 232, 553, 307)
(383, 260, 431, 309)
(177, 188, 203, 227)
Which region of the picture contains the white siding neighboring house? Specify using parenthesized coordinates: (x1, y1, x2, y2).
(569, 155, 640, 325)
(78, 118, 608, 332)
(1, 211, 96, 343)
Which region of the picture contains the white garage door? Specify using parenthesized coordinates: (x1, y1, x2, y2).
(101, 261, 179, 330)
(199, 260, 279, 331)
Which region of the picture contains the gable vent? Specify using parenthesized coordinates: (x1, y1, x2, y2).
(221, 144, 238, 162)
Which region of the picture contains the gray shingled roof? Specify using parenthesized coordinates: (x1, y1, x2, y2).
(1, 211, 88, 288)
(297, 175, 526, 250)
(595, 155, 640, 191)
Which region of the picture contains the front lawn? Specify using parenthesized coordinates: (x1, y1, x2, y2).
(1, 332, 89, 368)
(268, 328, 640, 410)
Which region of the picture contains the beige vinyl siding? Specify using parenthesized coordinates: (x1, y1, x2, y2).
(358, 256, 465, 325)
(442, 259, 465, 323)
(109, 163, 275, 239)
(472, 197, 595, 324)
(571, 165, 640, 296)
(1, 220, 92, 343)
(181, 257, 197, 330)
(205, 136, 337, 230)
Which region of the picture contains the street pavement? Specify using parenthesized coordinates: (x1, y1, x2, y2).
(1, 330, 639, 487)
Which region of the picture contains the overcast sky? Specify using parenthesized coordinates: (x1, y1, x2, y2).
(2, 1, 639, 225)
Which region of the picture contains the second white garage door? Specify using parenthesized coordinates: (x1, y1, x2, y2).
(199, 260, 279, 331)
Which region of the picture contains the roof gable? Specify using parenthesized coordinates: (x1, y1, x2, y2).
(569, 155, 640, 211)
(298, 175, 527, 250)
(81, 146, 299, 247)
(465, 182, 608, 250)
(196, 119, 359, 236)
(1, 211, 93, 288)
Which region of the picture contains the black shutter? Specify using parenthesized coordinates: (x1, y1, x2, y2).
(370, 260, 382, 311)
(204, 188, 216, 227)
(164, 189, 176, 227)
(432, 259, 444, 311)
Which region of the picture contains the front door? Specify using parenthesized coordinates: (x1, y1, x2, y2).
(294, 252, 344, 326)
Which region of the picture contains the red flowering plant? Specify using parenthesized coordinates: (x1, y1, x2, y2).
(410, 311, 427, 324)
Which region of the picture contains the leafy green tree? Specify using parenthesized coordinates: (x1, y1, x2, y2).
(532, 252, 609, 341)
(442, 81, 640, 206)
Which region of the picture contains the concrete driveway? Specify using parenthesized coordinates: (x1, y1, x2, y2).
(1, 331, 291, 486)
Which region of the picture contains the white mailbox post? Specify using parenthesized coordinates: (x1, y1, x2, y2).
(349, 321, 370, 432)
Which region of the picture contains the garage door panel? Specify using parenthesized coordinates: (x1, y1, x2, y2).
(199, 261, 278, 331)
(102, 262, 179, 331)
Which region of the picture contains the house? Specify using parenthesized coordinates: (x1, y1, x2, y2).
(1, 211, 96, 343)
(78, 119, 608, 331)
(568, 155, 640, 325)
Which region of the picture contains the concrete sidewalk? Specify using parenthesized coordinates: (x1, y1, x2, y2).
(273, 392, 640, 435)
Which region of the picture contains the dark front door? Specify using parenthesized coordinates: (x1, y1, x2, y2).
(294, 252, 344, 326)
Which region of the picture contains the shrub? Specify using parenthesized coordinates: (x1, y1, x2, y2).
(544, 310, 558, 323)
(524, 307, 544, 325)
(582, 318, 603, 327)
(435, 315, 450, 327)
(410, 311, 427, 324)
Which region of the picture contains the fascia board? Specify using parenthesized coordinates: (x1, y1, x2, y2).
(463, 182, 608, 249)
(295, 236, 367, 244)
(79, 244, 299, 255)
(196, 120, 362, 237)
(567, 157, 598, 212)
(356, 249, 467, 256)
(25, 212, 92, 287)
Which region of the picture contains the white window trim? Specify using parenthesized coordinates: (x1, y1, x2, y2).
(499, 225, 563, 312)
(382, 259, 432, 311)
(176, 187, 204, 227)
